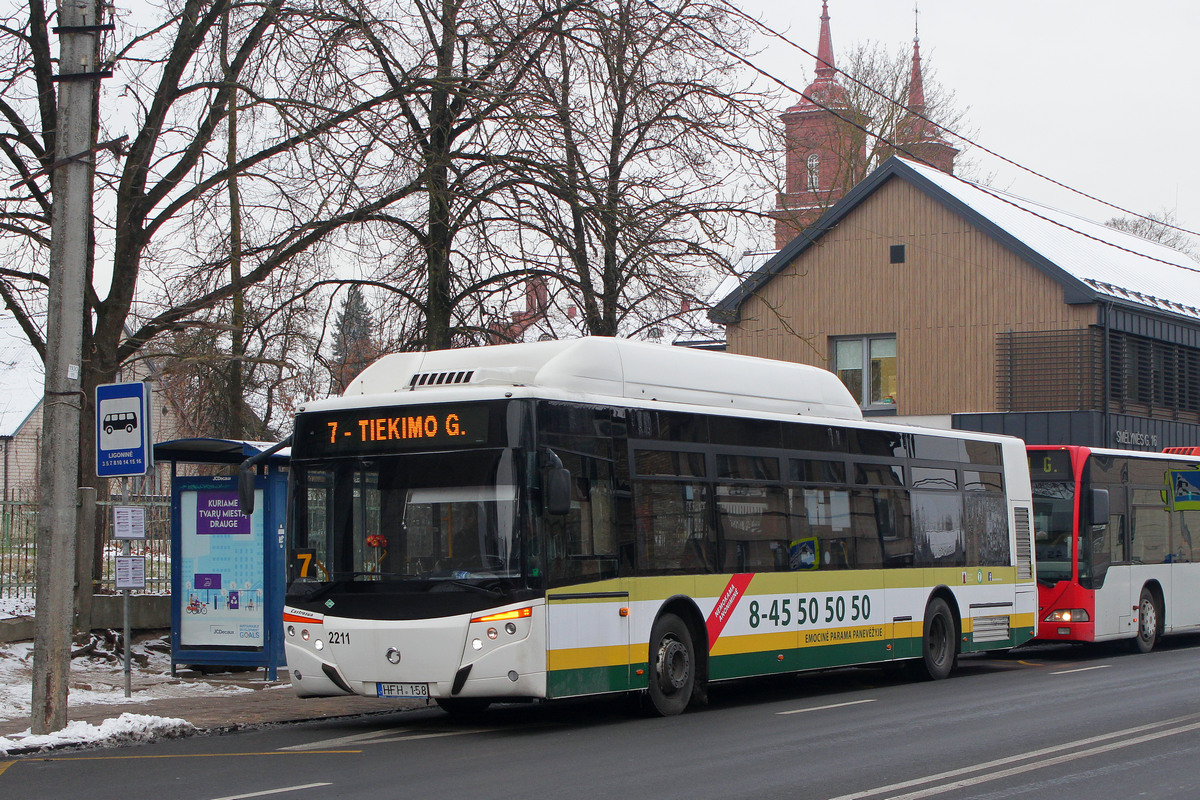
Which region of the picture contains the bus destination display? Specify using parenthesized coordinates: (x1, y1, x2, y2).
(1029, 450, 1072, 479)
(297, 404, 491, 457)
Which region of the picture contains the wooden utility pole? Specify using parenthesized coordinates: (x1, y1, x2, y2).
(31, 0, 106, 734)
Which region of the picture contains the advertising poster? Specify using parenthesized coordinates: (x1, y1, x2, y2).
(179, 488, 265, 648)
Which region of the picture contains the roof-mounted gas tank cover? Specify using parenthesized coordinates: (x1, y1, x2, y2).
(340, 337, 863, 421)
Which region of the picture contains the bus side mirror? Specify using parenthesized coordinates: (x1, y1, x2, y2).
(238, 463, 256, 515)
(1089, 488, 1109, 526)
(545, 467, 572, 516)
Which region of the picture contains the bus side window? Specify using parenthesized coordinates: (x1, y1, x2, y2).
(1131, 489, 1170, 564)
(1176, 511, 1198, 562)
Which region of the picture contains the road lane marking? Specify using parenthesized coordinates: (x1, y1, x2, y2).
(0, 761, 13, 776)
(884, 719, 1200, 800)
(280, 727, 490, 751)
(210, 783, 331, 800)
(778, 699, 877, 716)
(1050, 665, 1112, 675)
(20, 750, 361, 762)
(826, 711, 1200, 800)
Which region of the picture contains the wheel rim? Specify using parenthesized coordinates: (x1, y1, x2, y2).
(656, 637, 690, 694)
(1140, 597, 1157, 641)
(929, 615, 948, 665)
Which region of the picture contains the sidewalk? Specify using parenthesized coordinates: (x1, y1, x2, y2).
(0, 671, 426, 740)
(0, 631, 431, 753)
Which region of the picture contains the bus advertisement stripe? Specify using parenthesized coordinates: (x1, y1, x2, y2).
(705, 573, 754, 650)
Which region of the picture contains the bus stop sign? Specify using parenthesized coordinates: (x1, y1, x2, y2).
(96, 381, 150, 477)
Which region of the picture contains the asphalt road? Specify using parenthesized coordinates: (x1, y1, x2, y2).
(8, 635, 1200, 800)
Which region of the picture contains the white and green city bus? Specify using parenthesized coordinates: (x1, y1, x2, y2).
(273, 338, 1035, 715)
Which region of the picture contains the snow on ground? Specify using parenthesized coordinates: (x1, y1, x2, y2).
(0, 630, 258, 755)
(0, 596, 35, 620)
(0, 713, 195, 755)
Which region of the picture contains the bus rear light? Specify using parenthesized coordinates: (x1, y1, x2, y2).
(472, 607, 533, 623)
(1044, 609, 1089, 623)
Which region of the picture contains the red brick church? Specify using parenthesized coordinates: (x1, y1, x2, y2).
(772, 1, 958, 248)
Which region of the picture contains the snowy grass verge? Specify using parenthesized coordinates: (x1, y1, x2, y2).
(0, 712, 196, 755)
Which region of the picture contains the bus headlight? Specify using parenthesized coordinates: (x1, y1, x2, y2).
(1044, 609, 1089, 623)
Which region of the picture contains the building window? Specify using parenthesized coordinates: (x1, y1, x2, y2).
(889, 244, 906, 264)
(834, 336, 898, 410)
(806, 154, 820, 192)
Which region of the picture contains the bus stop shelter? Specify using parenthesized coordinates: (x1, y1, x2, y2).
(153, 438, 290, 679)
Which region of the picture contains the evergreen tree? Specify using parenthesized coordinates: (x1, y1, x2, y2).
(331, 286, 376, 392)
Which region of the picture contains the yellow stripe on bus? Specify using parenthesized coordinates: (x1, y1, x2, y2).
(547, 567, 1024, 605)
(548, 644, 631, 672)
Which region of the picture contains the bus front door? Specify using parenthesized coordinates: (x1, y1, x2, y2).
(545, 591, 631, 699)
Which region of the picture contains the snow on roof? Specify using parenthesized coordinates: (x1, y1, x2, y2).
(902, 158, 1200, 320)
(0, 314, 43, 437)
(712, 158, 1200, 324)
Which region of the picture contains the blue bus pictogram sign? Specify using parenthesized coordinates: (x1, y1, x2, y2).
(96, 381, 150, 477)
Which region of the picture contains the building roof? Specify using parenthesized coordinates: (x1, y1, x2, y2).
(153, 438, 291, 465)
(711, 156, 1200, 324)
(0, 315, 43, 438)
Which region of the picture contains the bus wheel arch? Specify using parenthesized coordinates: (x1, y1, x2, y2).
(646, 597, 707, 716)
(1132, 582, 1164, 653)
(920, 588, 960, 680)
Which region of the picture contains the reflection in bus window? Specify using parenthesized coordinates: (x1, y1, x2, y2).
(1131, 488, 1170, 564)
(716, 484, 788, 571)
(544, 454, 618, 587)
(1032, 480, 1074, 583)
(912, 490, 965, 567)
(634, 481, 714, 574)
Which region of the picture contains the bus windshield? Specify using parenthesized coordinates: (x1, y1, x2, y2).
(289, 449, 528, 591)
(1031, 480, 1075, 584)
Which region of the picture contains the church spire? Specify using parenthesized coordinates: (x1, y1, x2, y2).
(815, 1, 836, 79)
(907, 7, 926, 113)
(893, 3, 958, 175)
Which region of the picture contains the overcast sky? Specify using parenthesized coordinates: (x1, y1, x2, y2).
(735, 0, 1198, 239)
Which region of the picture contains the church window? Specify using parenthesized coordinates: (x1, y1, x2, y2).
(806, 154, 820, 192)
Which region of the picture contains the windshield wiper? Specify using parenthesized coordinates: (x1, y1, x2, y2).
(430, 579, 503, 597)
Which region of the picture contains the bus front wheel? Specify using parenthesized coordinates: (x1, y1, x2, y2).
(920, 597, 957, 680)
(647, 613, 695, 716)
(1132, 587, 1160, 653)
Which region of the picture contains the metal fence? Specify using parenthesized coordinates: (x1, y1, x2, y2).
(0, 495, 172, 599)
(0, 498, 39, 599)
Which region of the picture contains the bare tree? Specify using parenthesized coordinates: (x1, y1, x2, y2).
(335, 0, 586, 351)
(503, 0, 777, 338)
(1106, 210, 1199, 261)
(0, 0, 422, 477)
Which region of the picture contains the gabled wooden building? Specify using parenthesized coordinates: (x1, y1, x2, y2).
(710, 156, 1200, 450)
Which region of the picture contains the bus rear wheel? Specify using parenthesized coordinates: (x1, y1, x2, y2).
(920, 597, 957, 680)
(647, 613, 695, 716)
(1132, 587, 1160, 654)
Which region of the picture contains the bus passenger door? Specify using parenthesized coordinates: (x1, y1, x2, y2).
(1094, 511, 1132, 638)
(546, 592, 631, 699)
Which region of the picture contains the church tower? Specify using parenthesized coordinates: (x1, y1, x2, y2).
(773, 1, 869, 249)
(891, 18, 958, 173)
